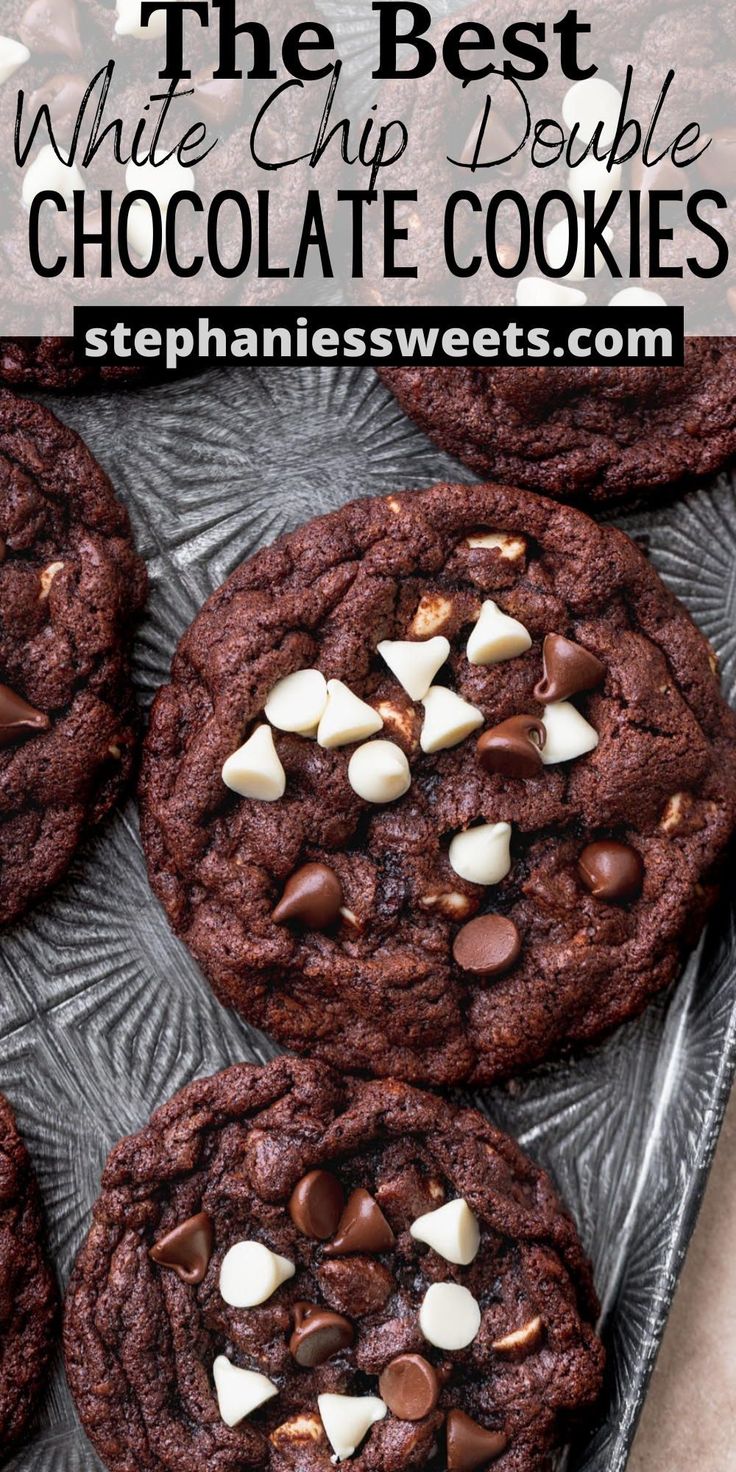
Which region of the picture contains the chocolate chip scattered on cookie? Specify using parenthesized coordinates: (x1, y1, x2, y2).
(140, 481, 736, 1084)
(64, 1057, 604, 1472)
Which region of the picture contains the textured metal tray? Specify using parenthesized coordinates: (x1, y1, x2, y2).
(2, 365, 735, 1472)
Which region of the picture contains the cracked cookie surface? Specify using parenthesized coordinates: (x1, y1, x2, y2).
(0, 1091, 57, 1449)
(140, 481, 736, 1084)
(378, 347, 736, 506)
(64, 1057, 604, 1472)
(0, 390, 147, 924)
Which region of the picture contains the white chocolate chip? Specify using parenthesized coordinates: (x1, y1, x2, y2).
(410, 593, 454, 638)
(609, 286, 667, 306)
(318, 1394, 387, 1463)
(115, 0, 168, 38)
(567, 156, 622, 208)
(222, 725, 286, 801)
(466, 600, 532, 666)
(465, 531, 526, 561)
(377, 636, 450, 702)
(348, 740, 410, 804)
(515, 277, 587, 307)
(660, 791, 691, 834)
(126, 201, 155, 261)
(418, 891, 472, 918)
(213, 1356, 278, 1427)
(125, 151, 194, 208)
(271, 1413, 324, 1448)
(492, 1315, 543, 1353)
(375, 699, 418, 747)
(410, 1198, 480, 1266)
(317, 680, 383, 749)
(0, 36, 30, 87)
(562, 78, 623, 147)
(386, 496, 402, 514)
(545, 217, 614, 281)
(23, 145, 84, 208)
(420, 686, 483, 753)
(265, 669, 328, 736)
(419, 1282, 481, 1351)
(540, 702, 599, 765)
(38, 561, 64, 600)
(449, 823, 512, 887)
(219, 1240, 295, 1308)
(339, 905, 361, 931)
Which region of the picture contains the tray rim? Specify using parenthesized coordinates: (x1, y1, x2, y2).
(598, 920, 736, 1469)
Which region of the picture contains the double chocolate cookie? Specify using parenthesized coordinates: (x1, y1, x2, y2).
(0, 391, 146, 924)
(378, 347, 736, 506)
(0, 1091, 57, 1450)
(64, 1057, 604, 1471)
(0, 338, 146, 392)
(141, 481, 736, 1085)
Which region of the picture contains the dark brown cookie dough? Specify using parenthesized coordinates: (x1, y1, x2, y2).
(0, 1091, 57, 1450)
(0, 338, 147, 392)
(0, 390, 147, 924)
(64, 1057, 604, 1472)
(378, 343, 736, 506)
(140, 481, 736, 1085)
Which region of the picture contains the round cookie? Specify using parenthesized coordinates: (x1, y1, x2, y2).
(378, 345, 736, 506)
(64, 1056, 604, 1472)
(0, 390, 147, 924)
(140, 482, 736, 1085)
(0, 1091, 57, 1449)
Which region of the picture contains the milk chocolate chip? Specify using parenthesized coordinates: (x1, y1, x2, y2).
(446, 1410, 508, 1471)
(149, 1211, 213, 1285)
(272, 863, 343, 930)
(578, 840, 644, 903)
(534, 634, 605, 704)
(476, 716, 545, 778)
(0, 683, 50, 748)
(379, 1354, 439, 1421)
(453, 915, 521, 977)
(289, 1303, 354, 1367)
(21, 0, 83, 60)
(289, 1169, 344, 1240)
(325, 1189, 395, 1256)
(30, 72, 86, 124)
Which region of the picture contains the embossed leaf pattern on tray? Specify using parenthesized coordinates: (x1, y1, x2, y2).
(2, 366, 735, 1472)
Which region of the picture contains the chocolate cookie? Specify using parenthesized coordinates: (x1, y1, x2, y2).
(0, 338, 147, 392)
(0, 1091, 57, 1450)
(64, 1057, 604, 1471)
(140, 482, 736, 1085)
(378, 345, 736, 506)
(0, 390, 147, 924)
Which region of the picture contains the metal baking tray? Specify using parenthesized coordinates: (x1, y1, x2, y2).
(2, 364, 735, 1471)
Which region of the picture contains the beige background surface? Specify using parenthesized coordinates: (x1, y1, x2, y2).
(628, 1089, 736, 1472)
